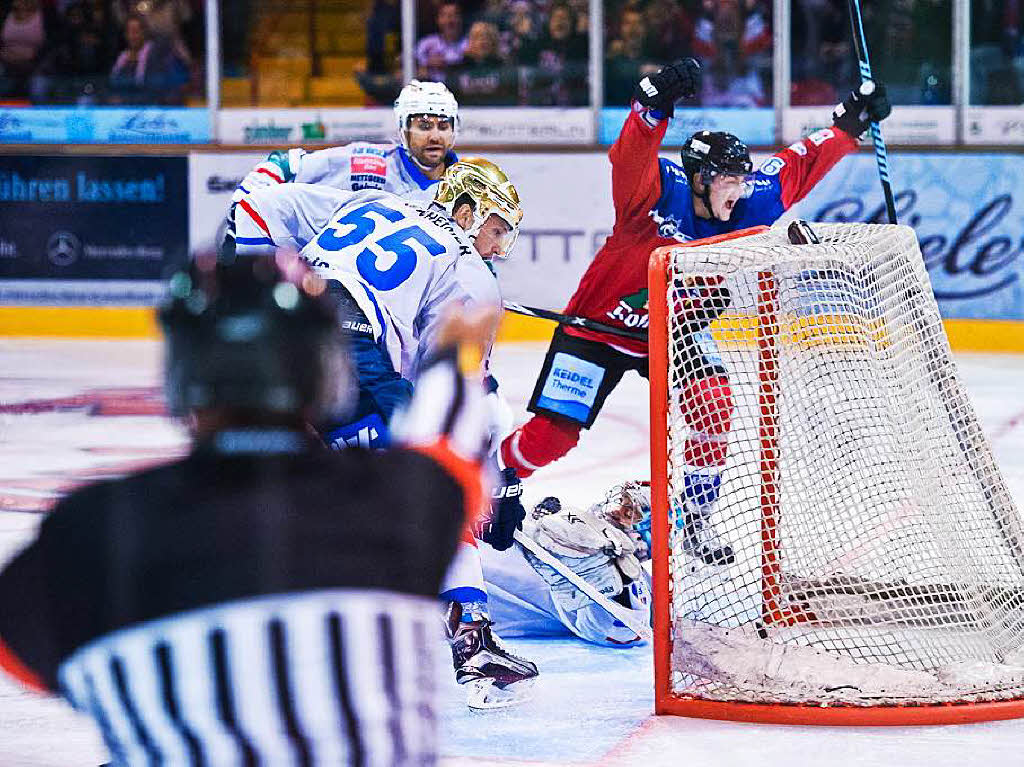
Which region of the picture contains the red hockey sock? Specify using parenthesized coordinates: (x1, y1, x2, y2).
(500, 415, 582, 479)
(679, 374, 733, 467)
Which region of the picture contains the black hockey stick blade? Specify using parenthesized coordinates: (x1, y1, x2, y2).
(502, 301, 648, 342)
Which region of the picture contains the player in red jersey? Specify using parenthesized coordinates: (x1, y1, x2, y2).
(500, 60, 891, 564)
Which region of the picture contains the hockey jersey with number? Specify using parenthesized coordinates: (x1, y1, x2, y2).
(234, 183, 500, 379)
(564, 103, 859, 356)
(234, 143, 458, 202)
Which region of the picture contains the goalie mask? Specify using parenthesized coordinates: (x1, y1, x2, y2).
(158, 251, 353, 424)
(434, 158, 523, 259)
(394, 79, 459, 150)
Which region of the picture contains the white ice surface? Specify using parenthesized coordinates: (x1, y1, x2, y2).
(0, 339, 1022, 766)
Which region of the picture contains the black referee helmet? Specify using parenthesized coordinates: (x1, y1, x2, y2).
(158, 250, 353, 423)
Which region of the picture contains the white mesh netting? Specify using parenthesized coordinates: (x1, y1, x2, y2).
(657, 222, 1024, 707)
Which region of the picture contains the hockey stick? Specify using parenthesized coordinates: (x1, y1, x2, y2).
(513, 529, 653, 643)
(846, 3, 1024, 580)
(846, 0, 898, 224)
(502, 301, 648, 342)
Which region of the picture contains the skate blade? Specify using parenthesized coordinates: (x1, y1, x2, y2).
(465, 677, 536, 710)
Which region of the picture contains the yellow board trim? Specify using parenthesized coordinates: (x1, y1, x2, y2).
(0, 307, 159, 339)
(0, 307, 1021, 354)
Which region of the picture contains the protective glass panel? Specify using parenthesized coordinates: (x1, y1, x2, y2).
(414, 0, 590, 106)
(790, 0, 951, 106)
(969, 0, 1024, 105)
(604, 0, 773, 108)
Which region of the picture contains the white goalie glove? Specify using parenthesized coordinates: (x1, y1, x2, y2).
(521, 496, 644, 610)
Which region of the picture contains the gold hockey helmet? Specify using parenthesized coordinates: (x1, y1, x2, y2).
(435, 158, 523, 259)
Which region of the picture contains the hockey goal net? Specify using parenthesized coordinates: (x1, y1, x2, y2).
(648, 222, 1024, 724)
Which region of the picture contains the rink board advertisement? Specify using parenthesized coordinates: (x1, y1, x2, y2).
(787, 153, 1024, 321)
(188, 151, 1024, 324)
(0, 156, 188, 305)
(218, 108, 593, 146)
(600, 107, 776, 146)
(0, 108, 210, 144)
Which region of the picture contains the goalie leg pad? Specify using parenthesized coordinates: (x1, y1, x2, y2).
(500, 415, 581, 479)
(678, 373, 733, 467)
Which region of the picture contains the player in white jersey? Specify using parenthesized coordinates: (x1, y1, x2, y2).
(222, 80, 460, 257)
(234, 159, 540, 708)
(482, 482, 653, 646)
(232, 158, 517, 449)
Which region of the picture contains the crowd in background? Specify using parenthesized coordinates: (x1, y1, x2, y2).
(792, 0, 953, 105)
(2, 0, 1021, 109)
(603, 0, 772, 106)
(0, 0, 204, 105)
(970, 0, 1023, 104)
(364, 0, 774, 106)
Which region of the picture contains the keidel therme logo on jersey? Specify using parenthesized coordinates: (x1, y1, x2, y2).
(536, 353, 605, 424)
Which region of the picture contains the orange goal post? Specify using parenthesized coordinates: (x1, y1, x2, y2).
(647, 222, 1024, 725)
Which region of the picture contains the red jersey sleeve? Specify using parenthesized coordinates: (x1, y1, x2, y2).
(775, 127, 859, 209)
(608, 104, 669, 228)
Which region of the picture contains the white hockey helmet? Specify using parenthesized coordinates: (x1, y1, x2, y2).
(394, 80, 460, 149)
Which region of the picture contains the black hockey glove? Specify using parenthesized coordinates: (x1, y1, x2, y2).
(633, 58, 701, 118)
(477, 466, 526, 551)
(674, 275, 732, 335)
(832, 81, 892, 139)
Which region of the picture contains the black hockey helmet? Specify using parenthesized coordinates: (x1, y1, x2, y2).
(158, 250, 353, 422)
(680, 130, 754, 183)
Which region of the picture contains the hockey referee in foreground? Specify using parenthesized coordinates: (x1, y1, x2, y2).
(0, 250, 496, 766)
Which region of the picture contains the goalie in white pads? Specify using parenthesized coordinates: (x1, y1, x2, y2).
(481, 482, 654, 646)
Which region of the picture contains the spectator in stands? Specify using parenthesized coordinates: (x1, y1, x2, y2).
(113, 0, 195, 86)
(700, 45, 766, 106)
(449, 19, 517, 104)
(604, 6, 658, 105)
(416, 0, 466, 82)
(476, 0, 509, 32)
(360, 0, 403, 104)
(692, 0, 771, 106)
(913, 0, 953, 103)
(32, 0, 115, 103)
(971, 0, 1024, 104)
(109, 13, 153, 91)
(791, 0, 849, 105)
(867, 0, 952, 103)
(506, 0, 539, 62)
(643, 0, 693, 63)
(0, 0, 55, 98)
(113, 0, 191, 43)
(566, 0, 589, 37)
(109, 12, 189, 104)
(366, 0, 400, 74)
(519, 3, 588, 106)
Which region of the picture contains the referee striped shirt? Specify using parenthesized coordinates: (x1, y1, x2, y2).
(0, 349, 487, 766)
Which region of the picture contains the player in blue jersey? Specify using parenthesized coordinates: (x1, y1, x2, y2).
(501, 60, 893, 567)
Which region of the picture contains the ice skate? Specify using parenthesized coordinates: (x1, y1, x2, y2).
(445, 601, 539, 710)
(678, 508, 735, 566)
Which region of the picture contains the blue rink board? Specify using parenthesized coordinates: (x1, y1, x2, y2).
(438, 638, 653, 763)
